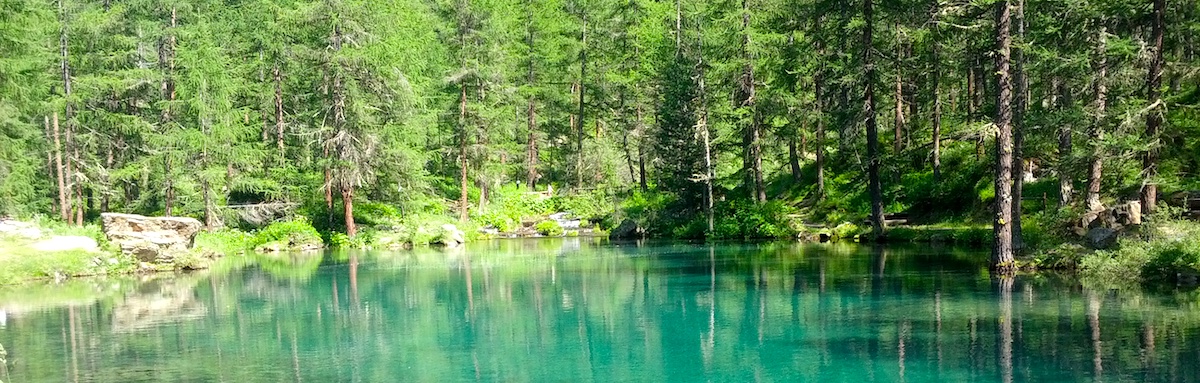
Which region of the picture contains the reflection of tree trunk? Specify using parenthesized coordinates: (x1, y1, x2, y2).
(1142, 321, 1155, 373)
(1088, 291, 1103, 380)
(68, 307, 79, 383)
(349, 255, 359, 307)
(935, 291, 943, 375)
(290, 329, 302, 383)
(998, 276, 1014, 383)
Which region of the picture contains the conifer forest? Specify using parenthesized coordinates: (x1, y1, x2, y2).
(1, 0, 1199, 269)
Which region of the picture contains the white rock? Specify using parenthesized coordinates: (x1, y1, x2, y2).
(30, 236, 99, 253)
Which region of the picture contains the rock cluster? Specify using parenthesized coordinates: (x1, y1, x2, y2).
(101, 213, 203, 263)
(1074, 201, 1142, 249)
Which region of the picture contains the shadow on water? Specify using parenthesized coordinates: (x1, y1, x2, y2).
(1, 238, 1199, 382)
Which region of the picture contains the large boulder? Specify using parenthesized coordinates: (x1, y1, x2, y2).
(0, 218, 42, 239)
(101, 213, 203, 263)
(1086, 227, 1118, 250)
(435, 224, 466, 247)
(609, 219, 644, 240)
(1075, 201, 1143, 236)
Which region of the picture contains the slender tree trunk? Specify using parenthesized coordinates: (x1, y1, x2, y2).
(637, 105, 648, 191)
(525, 9, 539, 191)
(788, 138, 802, 183)
(73, 142, 82, 224)
(738, 0, 764, 203)
(1011, 0, 1027, 250)
(102, 141, 113, 213)
(576, 14, 588, 189)
(1086, 26, 1108, 212)
(699, 72, 715, 236)
(814, 23, 826, 198)
(459, 84, 469, 222)
(993, 0, 1015, 270)
(864, 0, 884, 238)
(1142, 0, 1165, 215)
(895, 26, 906, 155)
(932, 25, 942, 182)
(527, 98, 539, 191)
(1054, 77, 1073, 206)
(788, 33, 803, 184)
(52, 114, 68, 221)
(161, 6, 177, 217)
(57, 0, 77, 224)
(274, 63, 285, 164)
(342, 187, 356, 236)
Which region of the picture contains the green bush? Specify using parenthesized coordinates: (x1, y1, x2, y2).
(710, 200, 798, 239)
(253, 218, 322, 248)
(535, 220, 564, 236)
(194, 229, 254, 256)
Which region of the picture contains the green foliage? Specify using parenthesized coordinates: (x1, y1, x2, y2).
(535, 220, 564, 237)
(194, 229, 254, 257)
(1081, 221, 1200, 284)
(711, 200, 797, 240)
(252, 218, 322, 249)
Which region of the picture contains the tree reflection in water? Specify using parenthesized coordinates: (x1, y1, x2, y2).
(0, 239, 1198, 382)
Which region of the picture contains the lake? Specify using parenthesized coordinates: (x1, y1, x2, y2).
(1, 239, 1198, 382)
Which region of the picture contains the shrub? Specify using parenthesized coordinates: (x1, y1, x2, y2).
(253, 218, 322, 248)
(535, 220, 564, 237)
(194, 229, 254, 256)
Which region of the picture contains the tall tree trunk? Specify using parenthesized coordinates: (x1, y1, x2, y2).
(274, 63, 285, 164)
(1055, 77, 1073, 206)
(932, 22, 942, 182)
(53, 113, 68, 221)
(331, 23, 354, 234)
(788, 138, 802, 183)
(699, 63, 715, 236)
(894, 26, 906, 155)
(575, 14, 588, 189)
(1011, 0, 1027, 250)
(864, 0, 884, 238)
(527, 98, 539, 191)
(161, 6, 177, 217)
(738, 0, 764, 203)
(814, 21, 826, 198)
(1086, 26, 1107, 212)
(342, 187, 356, 237)
(1142, 0, 1165, 215)
(788, 32, 803, 184)
(102, 140, 113, 213)
(993, 0, 1015, 270)
(57, 0, 77, 224)
(459, 84, 469, 222)
(637, 105, 648, 192)
(525, 9, 539, 191)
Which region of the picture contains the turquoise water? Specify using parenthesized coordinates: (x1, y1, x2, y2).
(1, 239, 1199, 382)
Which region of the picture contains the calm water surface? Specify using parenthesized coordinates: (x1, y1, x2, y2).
(2, 239, 1199, 382)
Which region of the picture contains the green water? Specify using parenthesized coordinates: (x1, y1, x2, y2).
(1, 239, 1199, 382)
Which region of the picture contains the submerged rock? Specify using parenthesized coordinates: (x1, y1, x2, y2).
(101, 213, 203, 263)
